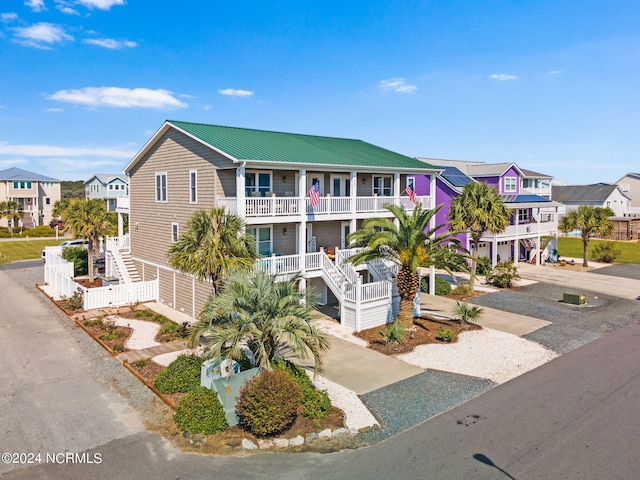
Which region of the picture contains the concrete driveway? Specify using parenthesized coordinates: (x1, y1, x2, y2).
(518, 262, 640, 300)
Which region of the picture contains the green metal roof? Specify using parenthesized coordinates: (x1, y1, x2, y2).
(168, 120, 436, 171)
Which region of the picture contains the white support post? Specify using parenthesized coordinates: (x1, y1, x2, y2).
(355, 276, 362, 332)
(350, 170, 357, 216)
(429, 265, 435, 296)
(298, 168, 306, 216)
(429, 174, 436, 210)
(394, 173, 400, 205)
(236, 165, 246, 217)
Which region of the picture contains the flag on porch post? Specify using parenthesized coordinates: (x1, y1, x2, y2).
(308, 181, 320, 208)
(405, 183, 417, 204)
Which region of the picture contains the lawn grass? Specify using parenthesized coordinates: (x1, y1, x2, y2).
(0, 239, 64, 264)
(556, 236, 640, 264)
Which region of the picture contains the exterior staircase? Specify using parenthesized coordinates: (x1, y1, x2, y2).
(21, 214, 36, 229)
(119, 250, 141, 282)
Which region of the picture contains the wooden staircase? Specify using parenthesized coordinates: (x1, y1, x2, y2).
(119, 250, 141, 282)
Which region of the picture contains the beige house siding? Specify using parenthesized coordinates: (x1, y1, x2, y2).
(129, 129, 233, 267)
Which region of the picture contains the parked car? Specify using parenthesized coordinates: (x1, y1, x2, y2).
(42, 239, 89, 263)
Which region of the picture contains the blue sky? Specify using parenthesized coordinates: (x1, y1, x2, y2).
(1, 1, 639, 184)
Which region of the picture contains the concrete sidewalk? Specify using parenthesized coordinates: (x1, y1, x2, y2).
(420, 292, 552, 336)
(518, 262, 640, 301)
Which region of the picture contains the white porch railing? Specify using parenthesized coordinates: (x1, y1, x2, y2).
(489, 220, 558, 239)
(83, 280, 159, 310)
(106, 237, 132, 284)
(216, 195, 433, 218)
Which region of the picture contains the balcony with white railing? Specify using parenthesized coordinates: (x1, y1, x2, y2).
(485, 220, 558, 240)
(216, 194, 433, 219)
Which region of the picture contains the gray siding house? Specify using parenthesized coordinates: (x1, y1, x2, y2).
(122, 121, 439, 330)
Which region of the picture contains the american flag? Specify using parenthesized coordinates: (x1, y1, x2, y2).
(405, 183, 417, 204)
(308, 181, 320, 208)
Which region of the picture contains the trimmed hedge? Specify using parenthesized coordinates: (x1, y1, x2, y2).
(420, 276, 452, 296)
(273, 358, 333, 419)
(153, 354, 203, 394)
(236, 368, 302, 436)
(174, 386, 228, 435)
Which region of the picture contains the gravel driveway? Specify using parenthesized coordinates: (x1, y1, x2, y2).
(469, 282, 640, 354)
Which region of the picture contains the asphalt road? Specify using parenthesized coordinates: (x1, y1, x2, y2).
(3, 264, 640, 479)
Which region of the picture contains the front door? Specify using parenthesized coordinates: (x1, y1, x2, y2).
(331, 175, 351, 197)
(341, 221, 351, 250)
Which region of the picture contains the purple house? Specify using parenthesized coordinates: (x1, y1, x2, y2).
(416, 159, 564, 266)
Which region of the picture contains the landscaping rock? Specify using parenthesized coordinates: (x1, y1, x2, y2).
(331, 428, 349, 438)
(273, 438, 289, 448)
(305, 432, 319, 443)
(241, 439, 258, 451)
(318, 429, 332, 439)
(289, 435, 304, 447)
(257, 439, 273, 450)
(189, 434, 206, 445)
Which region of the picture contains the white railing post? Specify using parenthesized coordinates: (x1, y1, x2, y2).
(355, 276, 362, 332)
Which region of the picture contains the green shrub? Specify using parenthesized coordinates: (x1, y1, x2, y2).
(133, 359, 147, 368)
(174, 386, 228, 435)
(99, 329, 126, 341)
(377, 321, 406, 345)
(236, 368, 302, 436)
(486, 261, 521, 288)
(437, 327, 455, 342)
(451, 282, 472, 296)
(420, 276, 452, 295)
(591, 242, 620, 263)
(62, 246, 88, 276)
(272, 359, 332, 420)
(60, 287, 84, 311)
(134, 309, 155, 319)
(23, 226, 56, 237)
(475, 256, 492, 276)
(153, 354, 203, 394)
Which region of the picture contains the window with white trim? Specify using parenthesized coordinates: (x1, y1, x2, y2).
(518, 209, 529, 223)
(373, 176, 392, 196)
(171, 222, 179, 243)
(247, 226, 272, 256)
(190, 170, 197, 204)
(155, 173, 167, 202)
(503, 177, 517, 193)
(246, 171, 272, 197)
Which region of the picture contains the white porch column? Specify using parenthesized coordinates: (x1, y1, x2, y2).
(429, 173, 436, 210)
(514, 214, 520, 266)
(117, 212, 124, 237)
(298, 168, 307, 284)
(236, 164, 246, 217)
(536, 208, 542, 266)
(491, 233, 498, 267)
(394, 172, 400, 204)
(350, 171, 357, 238)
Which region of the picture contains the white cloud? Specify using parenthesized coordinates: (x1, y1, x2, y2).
(25, 0, 47, 12)
(1, 13, 18, 22)
(46, 107, 64, 112)
(488, 73, 518, 81)
(218, 88, 254, 98)
(0, 141, 136, 158)
(0, 159, 28, 168)
(48, 86, 188, 109)
(13, 22, 73, 48)
(203, 104, 212, 111)
(57, 6, 79, 15)
(71, 0, 125, 10)
(548, 70, 562, 75)
(82, 38, 137, 49)
(379, 77, 418, 93)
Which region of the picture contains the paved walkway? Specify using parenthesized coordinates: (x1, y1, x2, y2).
(116, 340, 188, 363)
(518, 262, 640, 301)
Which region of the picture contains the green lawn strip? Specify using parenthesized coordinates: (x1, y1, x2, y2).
(555, 237, 640, 264)
(0, 239, 63, 264)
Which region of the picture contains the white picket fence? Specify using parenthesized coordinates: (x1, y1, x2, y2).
(44, 253, 158, 310)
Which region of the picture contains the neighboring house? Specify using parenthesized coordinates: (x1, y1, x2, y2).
(0, 167, 61, 228)
(615, 173, 640, 216)
(416, 158, 563, 266)
(85, 174, 129, 211)
(119, 120, 439, 330)
(551, 184, 631, 218)
(520, 168, 553, 198)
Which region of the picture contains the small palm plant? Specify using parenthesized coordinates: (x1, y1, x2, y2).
(452, 301, 484, 325)
(377, 321, 406, 345)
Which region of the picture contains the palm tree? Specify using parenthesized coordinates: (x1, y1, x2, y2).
(452, 301, 484, 325)
(168, 207, 257, 296)
(448, 182, 511, 290)
(62, 199, 115, 282)
(52, 198, 71, 222)
(559, 205, 614, 267)
(347, 203, 465, 329)
(0, 200, 24, 237)
(192, 270, 330, 373)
